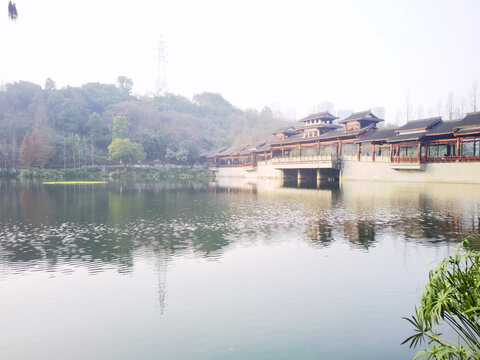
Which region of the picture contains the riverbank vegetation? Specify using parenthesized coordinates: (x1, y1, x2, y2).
(403, 236, 480, 359)
(17, 166, 211, 182)
(0, 78, 288, 172)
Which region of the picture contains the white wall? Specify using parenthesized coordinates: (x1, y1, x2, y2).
(212, 161, 480, 183)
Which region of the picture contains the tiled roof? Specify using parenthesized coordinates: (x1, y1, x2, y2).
(205, 146, 230, 157)
(270, 133, 304, 144)
(455, 112, 480, 128)
(299, 111, 338, 122)
(272, 126, 298, 134)
(337, 110, 383, 124)
(387, 132, 426, 143)
(356, 129, 397, 143)
(313, 124, 376, 141)
(255, 143, 271, 152)
(218, 145, 251, 156)
(395, 117, 442, 132)
(424, 120, 461, 136)
(297, 123, 342, 131)
(455, 125, 480, 136)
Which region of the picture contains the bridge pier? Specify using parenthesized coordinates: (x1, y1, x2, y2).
(277, 164, 340, 187)
(297, 169, 312, 182)
(281, 169, 297, 181)
(317, 168, 340, 184)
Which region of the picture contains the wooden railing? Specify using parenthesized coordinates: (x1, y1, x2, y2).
(390, 156, 421, 163)
(271, 154, 340, 164)
(427, 155, 480, 163)
(212, 162, 255, 168)
(209, 153, 480, 169)
(375, 155, 392, 163)
(359, 154, 373, 162)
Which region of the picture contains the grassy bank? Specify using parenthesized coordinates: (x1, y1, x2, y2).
(14, 166, 212, 182)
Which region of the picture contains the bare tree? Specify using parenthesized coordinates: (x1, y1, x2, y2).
(446, 92, 455, 120)
(405, 92, 412, 123)
(416, 104, 424, 119)
(394, 110, 402, 127)
(471, 80, 478, 112)
(437, 99, 443, 117)
(459, 97, 466, 119)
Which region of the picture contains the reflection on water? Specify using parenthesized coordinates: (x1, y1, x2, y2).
(1, 179, 479, 273)
(1, 179, 480, 359)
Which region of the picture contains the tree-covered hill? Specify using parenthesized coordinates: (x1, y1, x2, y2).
(0, 78, 289, 169)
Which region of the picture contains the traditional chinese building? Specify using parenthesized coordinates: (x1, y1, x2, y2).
(206, 110, 480, 184)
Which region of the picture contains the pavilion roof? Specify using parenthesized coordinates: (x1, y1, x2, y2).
(272, 126, 299, 135)
(455, 125, 480, 136)
(395, 117, 442, 133)
(454, 111, 480, 129)
(217, 145, 251, 156)
(356, 129, 397, 143)
(337, 110, 383, 124)
(270, 133, 304, 144)
(255, 143, 271, 152)
(204, 146, 228, 158)
(266, 124, 376, 146)
(387, 132, 426, 143)
(297, 123, 342, 131)
(298, 111, 338, 122)
(317, 124, 376, 140)
(424, 120, 461, 136)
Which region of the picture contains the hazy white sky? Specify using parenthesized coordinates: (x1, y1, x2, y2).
(1, 0, 480, 122)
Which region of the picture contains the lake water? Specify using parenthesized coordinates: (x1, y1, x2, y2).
(1, 179, 479, 360)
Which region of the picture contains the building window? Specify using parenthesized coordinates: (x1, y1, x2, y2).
(400, 146, 418, 157)
(342, 143, 357, 155)
(319, 145, 337, 155)
(428, 143, 456, 158)
(376, 147, 390, 157)
(361, 146, 372, 156)
(302, 147, 316, 157)
(461, 139, 479, 156)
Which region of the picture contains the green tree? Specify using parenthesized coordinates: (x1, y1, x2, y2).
(179, 140, 199, 164)
(87, 112, 103, 144)
(5, 81, 42, 111)
(82, 82, 122, 112)
(87, 112, 104, 166)
(193, 92, 236, 115)
(117, 76, 133, 98)
(108, 138, 146, 165)
(403, 237, 480, 359)
(176, 148, 188, 164)
(111, 115, 130, 140)
(134, 132, 165, 161)
(46, 93, 85, 134)
(165, 148, 177, 163)
(45, 78, 56, 91)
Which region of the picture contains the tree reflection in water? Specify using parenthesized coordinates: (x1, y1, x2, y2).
(0, 180, 479, 272)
